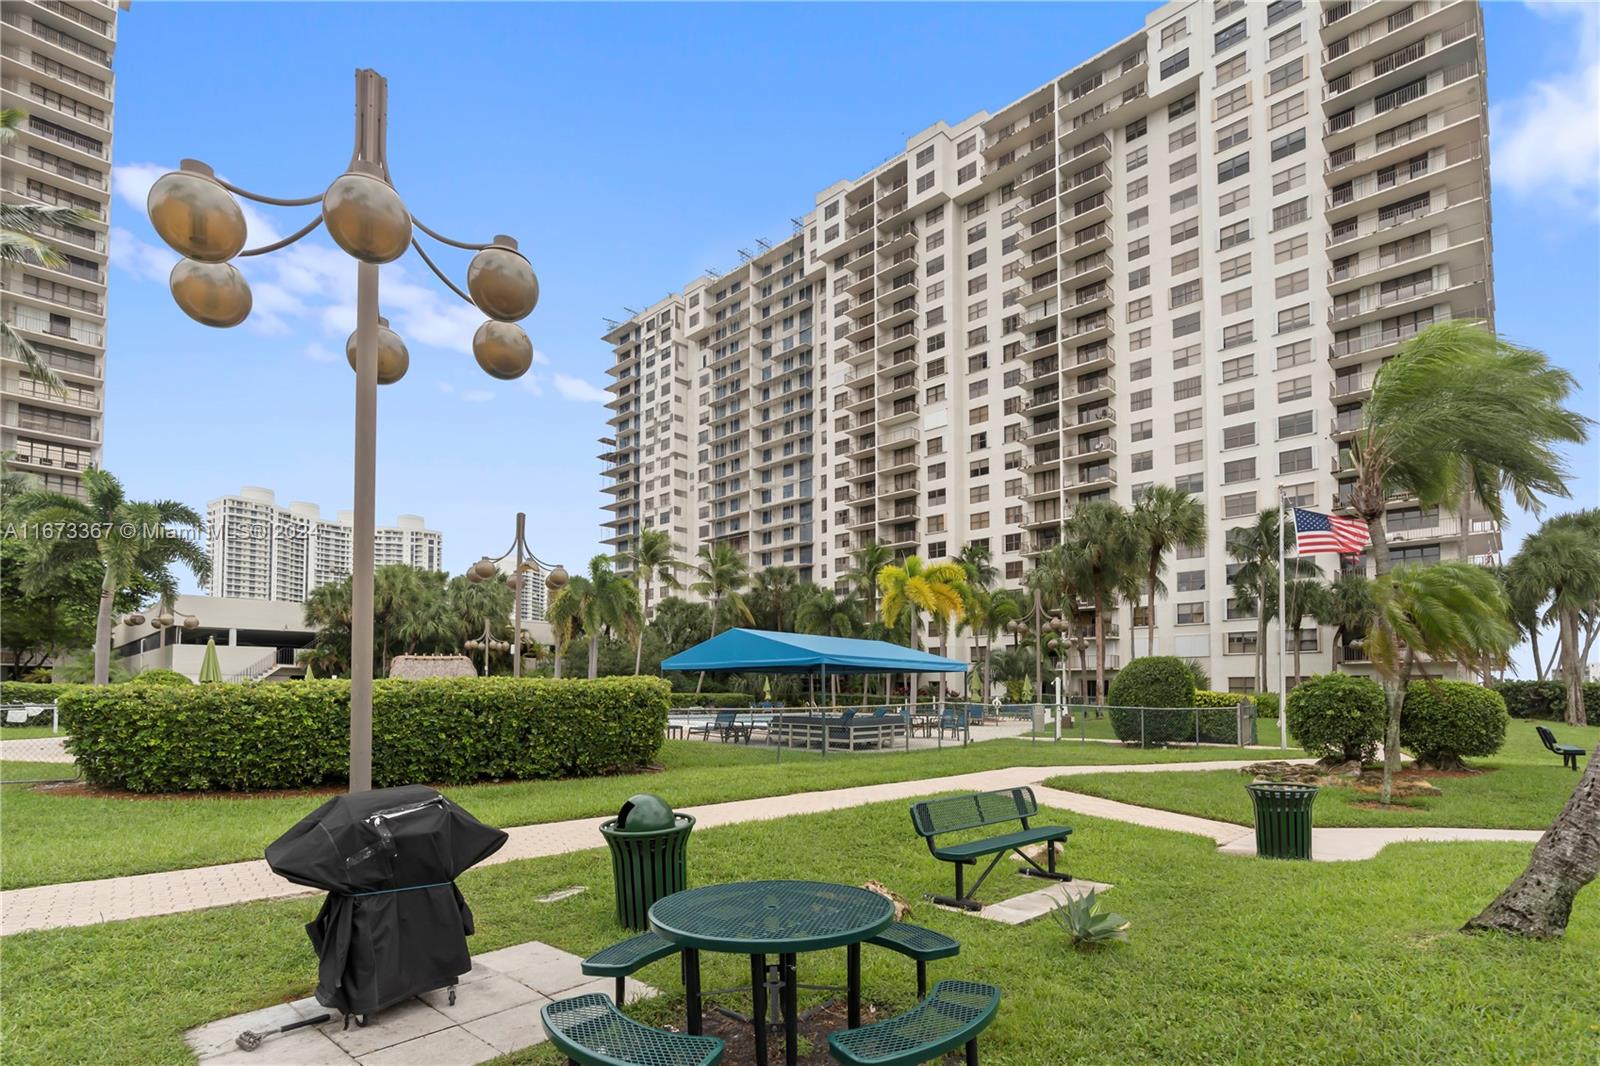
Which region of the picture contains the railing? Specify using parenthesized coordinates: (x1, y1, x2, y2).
(1324, 60, 1478, 139)
(8, 377, 100, 409)
(2, 144, 105, 189)
(14, 413, 98, 440)
(1330, 374, 1375, 397)
(38, 1, 114, 39)
(1325, 1, 1462, 63)
(224, 649, 281, 684)
(1327, 181, 1483, 248)
(1331, 264, 1485, 323)
(7, 306, 103, 345)
(1065, 133, 1112, 161)
(1329, 223, 1483, 284)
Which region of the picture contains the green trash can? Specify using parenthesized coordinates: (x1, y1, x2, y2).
(599, 794, 694, 930)
(1245, 782, 1318, 860)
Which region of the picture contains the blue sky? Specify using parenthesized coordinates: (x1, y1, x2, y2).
(107, 1, 1596, 662)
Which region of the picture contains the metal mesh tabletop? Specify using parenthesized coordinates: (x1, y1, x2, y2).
(649, 880, 895, 954)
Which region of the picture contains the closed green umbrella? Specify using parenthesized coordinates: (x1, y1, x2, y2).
(198, 637, 223, 683)
(304, 660, 317, 681)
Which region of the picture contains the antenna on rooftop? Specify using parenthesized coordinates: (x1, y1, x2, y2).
(737, 248, 753, 261)
(602, 317, 622, 330)
(755, 237, 772, 251)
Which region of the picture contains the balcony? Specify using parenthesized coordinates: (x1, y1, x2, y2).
(1323, 59, 1480, 149)
(878, 223, 918, 256)
(1, 143, 104, 192)
(1070, 342, 1114, 373)
(7, 375, 99, 410)
(1329, 263, 1486, 328)
(1064, 465, 1117, 491)
(1024, 505, 1063, 528)
(879, 474, 920, 499)
(1327, 180, 1484, 252)
(1065, 283, 1111, 316)
(1330, 374, 1375, 401)
(1326, 140, 1481, 220)
(1062, 133, 1112, 167)
(1070, 220, 1114, 256)
(6, 305, 102, 347)
(1063, 251, 1113, 286)
(1328, 304, 1485, 363)
(1330, 411, 1363, 438)
(1071, 406, 1115, 430)
(1328, 222, 1485, 292)
(1064, 374, 1114, 403)
(1065, 83, 1147, 135)
(1063, 436, 1116, 460)
(984, 97, 1055, 160)
(1026, 419, 1061, 442)
(1324, 0, 1469, 66)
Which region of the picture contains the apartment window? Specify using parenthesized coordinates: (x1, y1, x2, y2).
(966, 221, 987, 242)
(1130, 357, 1152, 380)
(1277, 339, 1311, 369)
(925, 384, 945, 402)
(1268, 23, 1302, 59)
(1267, 58, 1304, 95)
(1216, 52, 1248, 85)
(1162, 280, 1199, 310)
(1272, 198, 1308, 231)
(916, 145, 935, 167)
(1129, 236, 1150, 259)
(1170, 125, 1197, 152)
(1174, 376, 1202, 401)
(1272, 163, 1307, 196)
(1127, 296, 1153, 322)
(824, 225, 840, 241)
(1173, 311, 1202, 337)
(1127, 145, 1148, 170)
(1219, 186, 1251, 216)
(1127, 176, 1149, 200)
(1175, 410, 1203, 434)
(1168, 94, 1196, 121)
(969, 399, 989, 418)
(1177, 602, 1207, 625)
(1130, 327, 1152, 351)
(928, 357, 947, 377)
(1215, 84, 1250, 119)
(1220, 253, 1251, 282)
(1278, 410, 1314, 438)
(1222, 322, 1253, 348)
(1274, 233, 1308, 263)
(1171, 186, 1198, 213)
(1130, 388, 1153, 411)
(1222, 353, 1254, 382)
(1224, 457, 1257, 484)
(1125, 117, 1147, 141)
(1276, 269, 1309, 298)
(1170, 154, 1197, 181)
(1225, 423, 1259, 451)
(1227, 632, 1259, 655)
(1266, 0, 1302, 25)
(1132, 450, 1154, 473)
(928, 280, 946, 302)
(967, 275, 988, 296)
(1175, 472, 1204, 495)
(1224, 491, 1257, 519)
(958, 135, 977, 157)
(1161, 17, 1188, 48)
(1216, 118, 1250, 151)
(1271, 129, 1306, 162)
(1279, 375, 1312, 402)
(1160, 49, 1190, 78)
(968, 299, 988, 321)
(1171, 216, 1199, 244)
(929, 461, 946, 478)
(1219, 220, 1251, 249)
(1173, 344, 1201, 370)
(957, 163, 977, 183)
(1132, 419, 1153, 442)
(1222, 389, 1255, 415)
(1269, 92, 1306, 129)
(1218, 153, 1250, 183)
(1175, 439, 1204, 464)
(1277, 304, 1310, 332)
(970, 432, 988, 451)
(824, 202, 840, 220)
(1128, 266, 1151, 290)
(1221, 288, 1252, 315)
(915, 172, 936, 194)
(1214, 19, 1247, 53)
(1279, 446, 1314, 474)
(1128, 206, 1149, 230)
(1172, 248, 1200, 275)
(927, 255, 945, 276)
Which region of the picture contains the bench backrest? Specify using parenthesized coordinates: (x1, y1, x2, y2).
(910, 787, 1039, 838)
(714, 711, 739, 726)
(1536, 725, 1558, 751)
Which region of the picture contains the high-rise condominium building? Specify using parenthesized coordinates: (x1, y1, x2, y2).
(1, 0, 123, 498)
(207, 487, 444, 603)
(603, 0, 1497, 693)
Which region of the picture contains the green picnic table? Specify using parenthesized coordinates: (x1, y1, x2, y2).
(649, 880, 894, 1066)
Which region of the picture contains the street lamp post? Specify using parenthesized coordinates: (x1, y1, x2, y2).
(463, 619, 511, 677)
(147, 69, 540, 792)
(468, 512, 566, 678)
(546, 565, 570, 677)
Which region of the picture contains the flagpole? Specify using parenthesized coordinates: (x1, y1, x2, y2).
(1277, 492, 1288, 750)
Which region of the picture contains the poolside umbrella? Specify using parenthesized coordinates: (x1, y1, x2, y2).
(198, 637, 223, 683)
(265, 785, 508, 1019)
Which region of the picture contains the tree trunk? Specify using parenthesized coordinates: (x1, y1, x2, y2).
(1367, 513, 1393, 577)
(984, 633, 993, 704)
(1465, 747, 1599, 939)
(93, 564, 115, 686)
(1145, 561, 1158, 659)
(1531, 628, 1546, 681)
(1560, 607, 1587, 726)
(633, 635, 643, 676)
(553, 636, 564, 678)
(587, 635, 598, 679)
(1093, 592, 1106, 705)
(1379, 646, 1414, 806)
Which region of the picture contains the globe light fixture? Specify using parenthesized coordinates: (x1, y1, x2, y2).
(123, 612, 146, 627)
(170, 259, 252, 328)
(472, 557, 499, 580)
(147, 69, 543, 793)
(147, 162, 248, 263)
(345, 317, 409, 385)
(474, 515, 560, 678)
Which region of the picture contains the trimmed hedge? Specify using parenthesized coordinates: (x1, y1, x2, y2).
(58, 676, 670, 793)
(1284, 673, 1386, 762)
(1400, 681, 1509, 769)
(1492, 680, 1600, 721)
(130, 669, 192, 686)
(0, 681, 80, 705)
(1108, 657, 1196, 745)
(669, 692, 752, 708)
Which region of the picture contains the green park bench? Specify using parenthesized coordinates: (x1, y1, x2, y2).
(909, 787, 1071, 911)
(581, 930, 681, 1007)
(540, 992, 723, 1066)
(827, 979, 1000, 1066)
(1537, 725, 1587, 771)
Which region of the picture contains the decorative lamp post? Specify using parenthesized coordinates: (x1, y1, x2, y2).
(463, 619, 511, 677)
(544, 564, 570, 678)
(147, 70, 539, 792)
(466, 512, 557, 678)
(126, 603, 201, 656)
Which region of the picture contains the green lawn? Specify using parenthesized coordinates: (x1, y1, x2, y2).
(1048, 721, 1600, 831)
(2, 796, 1594, 1065)
(0, 761, 77, 784)
(0, 726, 61, 741)
(0, 737, 1299, 890)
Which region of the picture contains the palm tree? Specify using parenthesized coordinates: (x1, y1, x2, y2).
(1060, 502, 1140, 704)
(749, 566, 803, 632)
(1506, 510, 1600, 726)
(443, 572, 513, 672)
(962, 586, 1023, 702)
(848, 542, 894, 624)
(1, 108, 93, 392)
(549, 555, 641, 679)
(956, 542, 997, 591)
(623, 529, 680, 624)
(878, 555, 967, 701)
(18, 469, 209, 684)
(1131, 486, 1207, 659)
(691, 543, 753, 635)
(1226, 508, 1318, 692)
(302, 578, 354, 676)
(372, 564, 426, 676)
(1281, 576, 1330, 688)
(794, 586, 861, 638)
(1319, 568, 1373, 669)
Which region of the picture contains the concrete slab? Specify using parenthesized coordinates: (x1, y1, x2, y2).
(932, 879, 1115, 925)
(1217, 825, 1546, 862)
(459, 1003, 552, 1056)
(196, 1029, 356, 1066)
(357, 1027, 500, 1066)
(325, 999, 453, 1057)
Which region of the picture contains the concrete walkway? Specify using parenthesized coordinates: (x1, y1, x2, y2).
(0, 735, 73, 764)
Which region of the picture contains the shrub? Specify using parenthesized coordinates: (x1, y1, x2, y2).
(1492, 680, 1600, 721)
(1107, 657, 1195, 745)
(1400, 681, 1509, 770)
(1189, 690, 1260, 744)
(129, 669, 193, 687)
(1284, 674, 1386, 763)
(668, 692, 752, 708)
(0, 681, 80, 706)
(58, 676, 669, 792)
(1049, 889, 1129, 949)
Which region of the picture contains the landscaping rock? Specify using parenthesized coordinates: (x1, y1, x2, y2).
(862, 880, 911, 920)
(1239, 761, 1328, 785)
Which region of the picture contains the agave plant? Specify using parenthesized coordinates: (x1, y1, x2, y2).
(1049, 889, 1129, 949)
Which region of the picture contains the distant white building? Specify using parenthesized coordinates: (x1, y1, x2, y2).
(206, 487, 444, 602)
(1586, 661, 1600, 684)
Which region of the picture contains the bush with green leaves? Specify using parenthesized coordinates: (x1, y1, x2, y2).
(1107, 657, 1196, 745)
(58, 676, 669, 792)
(1049, 889, 1129, 949)
(129, 669, 193, 687)
(1492, 680, 1600, 721)
(1284, 673, 1386, 763)
(1400, 680, 1509, 770)
(0, 681, 81, 706)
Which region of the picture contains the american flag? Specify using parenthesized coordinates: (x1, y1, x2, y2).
(1292, 507, 1371, 555)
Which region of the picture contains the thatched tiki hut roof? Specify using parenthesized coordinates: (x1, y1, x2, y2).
(387, 655, 478, 679)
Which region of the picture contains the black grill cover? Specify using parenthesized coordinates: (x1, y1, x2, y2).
(266, 785, 508, 1016)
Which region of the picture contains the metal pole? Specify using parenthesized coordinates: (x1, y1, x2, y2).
(1277, 494, 1288, 750)
(513, 512, 526, 678)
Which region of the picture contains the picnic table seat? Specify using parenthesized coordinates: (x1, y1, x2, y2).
(826, 980, 1000, 1066)
(1537, 725, 1587, 771)
(910, 788, 1071, 911)
(866, 922, 960, 998)
(582, 931, 681, 1006)
(541, 992, 724, 1066)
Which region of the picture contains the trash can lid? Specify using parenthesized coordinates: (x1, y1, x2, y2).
(616, 793, 675, 832)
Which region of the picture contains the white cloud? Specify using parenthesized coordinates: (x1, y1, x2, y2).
(112, 162, 166, 214)
(108, 226, 176, 283)
(553, 374, 610, 403)
(302, 342, 339, 364)
(520, 374, 545, 397)
(461, 389, 495, 404)
(1492, 3, 1600, 215)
